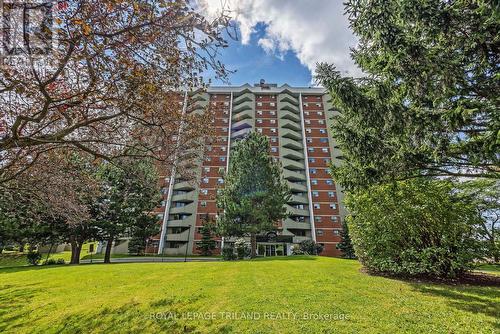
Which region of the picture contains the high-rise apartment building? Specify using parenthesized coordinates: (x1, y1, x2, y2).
(150, 82, 346, 257)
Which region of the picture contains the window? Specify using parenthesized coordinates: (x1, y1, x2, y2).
(271, 147, 278, 153)
(312, 191, 319, 198)
(203, 167, 210, 173)
(225, 95, 230, 99)
(257, 110, 263, 115)
(200, 189, 208, 195)
(309, 158, 316, 163)
(257, 119, 263, 124)
(223, 118, 228, 123)
(219, 156, 226, 162)
(202, 177, 209, 184)
(322, 148, 329, 153)
(205, 157, 212, 162)
(271, 137, 278, 143)
(270, 119, 276, 124)
(311, 179, 318, 185)
(318, 111, 323, 116)
(316, 229, 324, 236)
(296, 204, 305, 209)
(306, 129, 312, 134)
(331, 216, 338, 222)
(270, 102, 275, 107)
(304, 111, 310, 115)
(221, 146, 226, 152)
(217, 178, 224, 184)
(308, 147, 315, 152)
(313, 203, 321, 209)
(206, 145, 212, 152)
(224, 102, 229, 106)
(333, 230, 340, 236)
(329, 203, 337, 210)
(257, 128, 263, 133)
(326, 179, 333, 185)
(222, 127, 228, 132)
(270, 111, 276, 116)
(257, 102, 262, 106)
(218, 167, 225, 174)
(320, 138, 328, 143)
(316, 103, 321, 107)
(319, 129, 326, 134)
(310, 168, 317, 174)
(328, 191, 335, 198)
(200, 201, 207, 207)
(305, 119, 311, 125)
(318, 120, 324, 125)
(307, 138, 313, 143)
(271, 128, 277, 133)
(303, 103, 309, 107)
(315, 216, 322, 222)
(323, 158, 331, 164)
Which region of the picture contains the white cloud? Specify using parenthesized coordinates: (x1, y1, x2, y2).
(197, 0, 362, 78)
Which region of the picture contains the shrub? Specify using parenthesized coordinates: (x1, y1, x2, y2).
(222, 247, 237, 261)
(56, 258, 66, 264)
(234, 238, 250, 259)
(298, 240, 323, 255)
(26, 251, 42, 265)
(346, 179, 483, 278)
(43, 258, 57, 265)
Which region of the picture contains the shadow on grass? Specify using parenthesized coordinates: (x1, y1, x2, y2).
(0, 283, 40, 332)
(250, 255, 320, 262)
(412, 284, 500, 330)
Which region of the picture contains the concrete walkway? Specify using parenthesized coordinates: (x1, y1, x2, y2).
(80, 257, 221, 264)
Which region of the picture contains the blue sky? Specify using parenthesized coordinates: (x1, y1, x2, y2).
(212, 24, 313, 86)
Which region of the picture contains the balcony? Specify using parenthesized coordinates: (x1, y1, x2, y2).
(281, 128, 302, 141)
(171, 191, 197, 203)
(173, 181, 197, 191)
(232, 109, 253, 122)
(231, 127, 252, 139)
(293, 236, 311, 243)
(280, 110, 300, 122)
(170, 202, 196, 215)
(288, 194, 309, 205)
(281, 119, 301, 132)
(279, 101, 300, 114)
(282, 158, 305, 170)
(282, 147, 304, 160)
(287, 181, 307, 192)
(233, 101, 253, 114)
(283, 218, 311, 230)
(279, 94, 299, 106)
(166, 229, 190, 241)
(283, 169, 307, 182)
(281, 137, 303, 150)
(233, 93, 253, 105)
(287, 205, 310, 217)
(167, 216, 195, 227)
(231, 119, 253, 131)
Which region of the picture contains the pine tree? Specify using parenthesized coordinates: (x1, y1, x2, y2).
(196, 215, 217, 256)
(217, 132, 291, 258)
(338, 220, 356, 259)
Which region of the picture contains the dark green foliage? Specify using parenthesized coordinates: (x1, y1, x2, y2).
(317, 0, 499, 190)
(217, 132, 291, 257)
(128, 214, 160, 256)
(196, 215, 217, 256)
(26, 251, 42, 266)
(94, 158, 160, 262)
(338, 220, 356, 259)
(221, 247, 236, 261)
(43, 258, 65, 266)
(346, 179, 483, 278)
(299, 240, 324, 255)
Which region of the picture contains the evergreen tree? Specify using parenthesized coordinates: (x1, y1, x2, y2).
(217, 132, 291, 258)
(196, 215, 217, 256)
(338, 220, 356, 259)
(128, 214, 160, 256)
(316, 1, 499, 190)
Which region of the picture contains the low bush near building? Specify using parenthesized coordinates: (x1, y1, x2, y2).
(346, 179, 484, 278)
(26, 251, 42, 266)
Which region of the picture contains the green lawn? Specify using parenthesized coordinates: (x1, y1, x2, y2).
(476, 264, 500, 276)
(0, 257, 498, 333)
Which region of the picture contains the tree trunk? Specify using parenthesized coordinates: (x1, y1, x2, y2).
(250, 233, 257, 258)
(70, 241, 82, 264)
(104, 237, 114, 264)
(45, 243, 54, 263)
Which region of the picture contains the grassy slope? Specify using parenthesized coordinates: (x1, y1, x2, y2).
(0, 257, 498, 334)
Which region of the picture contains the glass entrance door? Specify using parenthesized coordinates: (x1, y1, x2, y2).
(265, 244, 276, 256)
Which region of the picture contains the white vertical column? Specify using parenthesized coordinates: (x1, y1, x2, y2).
(158, 91, 189, 254)
(299, 93, 317, 242)
(220, 91, 233, 251)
